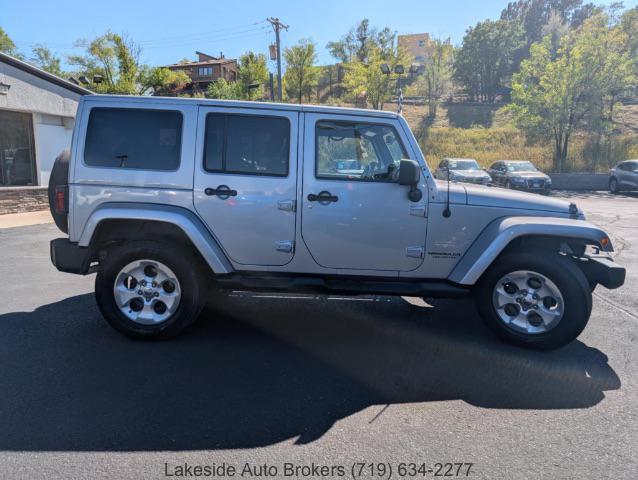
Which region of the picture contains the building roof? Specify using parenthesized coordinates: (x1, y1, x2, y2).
(0, 52, 93, 96)
(166, 59, 237, 68)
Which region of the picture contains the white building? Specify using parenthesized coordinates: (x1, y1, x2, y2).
(0, 52, 91, 188)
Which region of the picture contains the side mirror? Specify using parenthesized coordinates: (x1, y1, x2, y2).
(398, 159, 423, 202)
(398, 159, 420, 186)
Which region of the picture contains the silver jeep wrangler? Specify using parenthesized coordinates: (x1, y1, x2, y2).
(49, 95, 625, 349)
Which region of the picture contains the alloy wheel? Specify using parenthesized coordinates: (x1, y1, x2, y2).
(492, 270, 564, 334)
(113, 259, 182, 325)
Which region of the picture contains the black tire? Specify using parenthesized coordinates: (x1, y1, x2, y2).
(609, 177, 619, 194)
(47, 150, 70, 233)
(475, 248, 592, 350)
(95, 240, 206, 339)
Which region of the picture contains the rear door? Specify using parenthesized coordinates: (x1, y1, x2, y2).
(300, 113, 428, 272)
(193, 107, 298, 266)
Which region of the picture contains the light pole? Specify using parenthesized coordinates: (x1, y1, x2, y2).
(394, 64, 405, 114)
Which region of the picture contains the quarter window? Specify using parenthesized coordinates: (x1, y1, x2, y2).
(84, 108, 182, 170)
(203, 114, 290, 176)
(315, 121, 407, 181)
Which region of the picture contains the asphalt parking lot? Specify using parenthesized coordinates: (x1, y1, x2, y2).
(0, 192, 636, 480)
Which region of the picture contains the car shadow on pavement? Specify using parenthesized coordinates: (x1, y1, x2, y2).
(0, 292, 620, 451)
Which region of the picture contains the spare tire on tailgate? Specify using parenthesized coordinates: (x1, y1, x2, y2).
(48, 149, 70, 234)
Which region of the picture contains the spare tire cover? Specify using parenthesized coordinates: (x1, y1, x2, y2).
(48, 149, 70, 234)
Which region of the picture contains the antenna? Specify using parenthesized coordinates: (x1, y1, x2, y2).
(443, 166, 452, 218)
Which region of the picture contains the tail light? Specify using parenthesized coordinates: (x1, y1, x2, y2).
(54, 185, 68, 214)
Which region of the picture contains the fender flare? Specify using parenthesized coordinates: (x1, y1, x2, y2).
(78, 202, 233, 274)
(448, 216, 613, 285)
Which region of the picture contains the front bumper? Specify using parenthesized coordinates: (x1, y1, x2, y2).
(50, 238, 92, 275)
(578, 254, 626, 289)
(510, 183, 551, 194)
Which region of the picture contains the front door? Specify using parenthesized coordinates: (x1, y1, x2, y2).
(193, 107, 298, 266)
(301, 113, 428, 272)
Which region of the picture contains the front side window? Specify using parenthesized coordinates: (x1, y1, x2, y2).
(204, 114, 290, 176)
(315, 121, 407, 181)
(84, 108, 182, 170)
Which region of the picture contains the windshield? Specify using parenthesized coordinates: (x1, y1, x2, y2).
(448, 159, 480, 170)
(507, 162, 537, 172)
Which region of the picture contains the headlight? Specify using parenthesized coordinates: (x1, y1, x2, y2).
(546, 178, 552, 185)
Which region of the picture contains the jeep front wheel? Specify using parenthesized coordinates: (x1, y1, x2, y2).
(95, 241, 205, 339)
(475, 249, 592, 350)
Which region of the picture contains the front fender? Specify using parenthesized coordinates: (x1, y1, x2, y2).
(78, 202, 233, 274)
(448, 216, 613, 285)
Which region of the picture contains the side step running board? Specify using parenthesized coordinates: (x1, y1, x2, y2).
(215, 273, 470, 298)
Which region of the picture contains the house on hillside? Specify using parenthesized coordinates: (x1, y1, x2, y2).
(164, 51, 239, 96)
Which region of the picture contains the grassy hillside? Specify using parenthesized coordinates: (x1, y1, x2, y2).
(389, 103, 638, 172)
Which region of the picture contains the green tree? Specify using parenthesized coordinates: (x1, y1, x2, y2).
(206, 78, 243, 99)
(284, 39, 318, 104)
(0, 27, 20, 57)
(327, 19, 395, 64)
(29, 45, 63, 76)
(509, 13, 634, 171)
(454, 19, 525, 102)
(501, 0, 598, 45)
(238, 51, 269, 100)
(343, 44, 409, 110)
(68, 32, 141, 94)
(416, 38, 454, 117)
(138, 66, 190, 96)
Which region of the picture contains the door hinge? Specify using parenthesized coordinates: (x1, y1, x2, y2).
(409, 204, 427, 217)
(277, 199, 296, 212)
(405, 246, 424, 259)
(276, 240, 295, 253)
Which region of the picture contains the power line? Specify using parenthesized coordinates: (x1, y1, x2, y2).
(12, 20, 269, 51)
(139, 20, 268, 45)
(143, 27, 271, 50)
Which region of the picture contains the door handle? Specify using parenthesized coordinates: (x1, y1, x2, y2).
(307, 191, 338, 203)
(205, 185, 237, 199)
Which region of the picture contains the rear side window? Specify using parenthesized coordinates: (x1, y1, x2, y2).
(203, 113, 290, 176)
(84, 108, 182, 170)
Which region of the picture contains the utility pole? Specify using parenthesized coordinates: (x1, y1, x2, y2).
(267, 17, 288, 101)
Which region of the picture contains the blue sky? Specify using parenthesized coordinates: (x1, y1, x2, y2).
(4, 0, 636, 68)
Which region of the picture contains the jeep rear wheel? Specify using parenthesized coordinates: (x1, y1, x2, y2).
(475, 249, 592, 350)
(95, 241, 205, 339)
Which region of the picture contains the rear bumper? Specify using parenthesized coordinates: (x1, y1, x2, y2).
(50, 238, 92, 275)
(578, 254, 626, 289)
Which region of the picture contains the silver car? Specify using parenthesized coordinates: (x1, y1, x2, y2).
(434, 158, 492, 185)
(48, 95, 624, 350)
(609, 160, 638, 193)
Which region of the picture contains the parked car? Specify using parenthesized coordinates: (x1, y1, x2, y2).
(48, 95, 624, 350)
(487, 160, 552, 194)
(433, 158, 492, 185)
(609, 160, 638, 193)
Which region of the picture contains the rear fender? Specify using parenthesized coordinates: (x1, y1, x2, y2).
(78, 202, 233, 274)
(448, 216, 613, 285)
